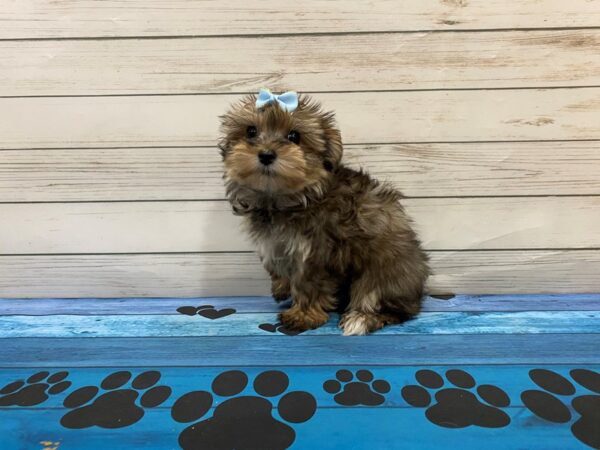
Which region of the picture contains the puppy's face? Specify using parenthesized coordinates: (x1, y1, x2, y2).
(219, 94, 343, 195)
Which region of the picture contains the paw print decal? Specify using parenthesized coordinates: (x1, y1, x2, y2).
(401, 369, 511, 428)
(259, 322, 304, 336)
(522, 368, 600, 449)
(323, 369, 390, 406)
(60, 370, 172, 429)
(0, 371, 71, 407)
(171, 370, 316, 450)
(177, 305, 236, 319)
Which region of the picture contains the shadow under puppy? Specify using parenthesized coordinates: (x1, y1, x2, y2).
(219, 89, 430, 335)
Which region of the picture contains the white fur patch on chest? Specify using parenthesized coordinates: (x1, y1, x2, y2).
(254, 230, 311, 277)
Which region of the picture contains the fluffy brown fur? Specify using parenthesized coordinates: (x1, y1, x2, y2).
(219, 93, 430, 335)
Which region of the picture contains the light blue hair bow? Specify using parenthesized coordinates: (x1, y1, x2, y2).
(255, 88, 298, 112)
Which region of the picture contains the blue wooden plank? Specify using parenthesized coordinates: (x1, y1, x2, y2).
(2, 365, 598, 410)
(1, 334, 598, 367)
(426, 293, 600, 311)
(0, 407, 588, 449)
(2, 294, 598, 315)
(2, 311, 600, 338)
(2, 366, 597, 448)
(0, 296, 277, 315)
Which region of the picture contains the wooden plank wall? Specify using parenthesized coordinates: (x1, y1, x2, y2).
(1, 1, 599, 297)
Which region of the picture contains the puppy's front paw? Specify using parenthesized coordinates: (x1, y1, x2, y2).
(279, 305, 328, 331)
(271, 277, 291, 303)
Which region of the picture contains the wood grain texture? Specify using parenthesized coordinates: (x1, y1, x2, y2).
(1, 89, 599, 149)
(3, 294, 598, 315)
(2, 0, 599, 39)
(3, 311, 600, 338)
(1, 251, 599, 297)
(2, 197, 599, 253)
(4, 29, 600, 96)
(4, 141, 600, 201)
(2, 334, 599, 367)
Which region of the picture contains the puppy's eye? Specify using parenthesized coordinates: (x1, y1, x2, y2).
(246, 126, 258, 139)
(287, 130, 300, 144)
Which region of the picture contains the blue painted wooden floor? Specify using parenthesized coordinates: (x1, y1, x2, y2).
(1, 295, 599, 450)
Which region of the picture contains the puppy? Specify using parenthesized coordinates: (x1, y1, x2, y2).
(219, 89, 430, 335)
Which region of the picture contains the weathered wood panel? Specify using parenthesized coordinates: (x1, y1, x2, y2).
(2, 335, 598, 366)
(1, 250, 598, 297)
(3, 30, 600, 96)
(1, 89, 599, 149)
(2, 197, 599, 253)
(3, 142, 600, 201)
(2, 0, 599, 39)
(3, 294, 599, 315)
(3, 311, 600, 337)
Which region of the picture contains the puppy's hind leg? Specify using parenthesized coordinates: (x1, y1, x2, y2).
(340, 275, 414, 336)
(339, 276, 383, 336)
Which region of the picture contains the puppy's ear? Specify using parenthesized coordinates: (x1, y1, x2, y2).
(218, 109, 238, 160)
(217, 127, 231, 160)
(321, 114, 343, 171)
(218, 95, 256, 160)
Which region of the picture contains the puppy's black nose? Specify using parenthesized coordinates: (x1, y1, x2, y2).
(258, 151, 276, 166)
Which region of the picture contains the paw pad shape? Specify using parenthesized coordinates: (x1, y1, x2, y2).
(401, 369, 511, 428)
(60, 370, 172, 429)
(521, 368, 600, 449)
(171, 370, 317, 450)
(323, 369, 391, 406)
(0, 371, 71, 407)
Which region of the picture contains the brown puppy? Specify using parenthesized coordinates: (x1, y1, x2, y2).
(219, 91, 430, 335)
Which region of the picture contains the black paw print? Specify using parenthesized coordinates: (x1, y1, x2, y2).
(0, 371, 71, 407)
(171, 370, 317, 450)
(60, 370, 172, 429)
(259, 322, 304, 336)
(323, 369, 390, 406)
(522, 368, 600, 449)
(177, 305, 236, 319)
(401, 369, 511, 428)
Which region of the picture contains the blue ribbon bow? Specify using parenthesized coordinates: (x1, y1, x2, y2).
(255, 89, 298, 112)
